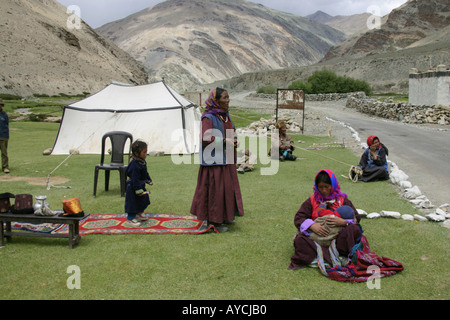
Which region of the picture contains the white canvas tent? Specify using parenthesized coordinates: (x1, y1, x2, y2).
(51, 81, 201, 155)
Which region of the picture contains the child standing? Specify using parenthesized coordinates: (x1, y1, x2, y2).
(125, 140, 153, 227)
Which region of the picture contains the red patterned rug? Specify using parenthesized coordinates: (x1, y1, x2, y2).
(50, 213, 218, 235)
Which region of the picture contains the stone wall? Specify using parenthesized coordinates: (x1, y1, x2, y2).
(346, 96, 450, 125)
(248, 91, 366, 101)
(305, 92, 367, 101)
(246, 91, 450, 126)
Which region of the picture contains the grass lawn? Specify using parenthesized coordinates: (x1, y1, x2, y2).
(0, 109, 449, 300)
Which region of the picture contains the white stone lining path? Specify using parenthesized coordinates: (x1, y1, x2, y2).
(231, 92, 450, 228)
(326, 117, 450, 228)
(236, 115, 450, 229)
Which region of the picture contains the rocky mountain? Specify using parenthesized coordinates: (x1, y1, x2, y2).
(97, 0, 345, 92)
(306, 11, 334, 24)
(212, 0, 450, 94)
(0, 0, 148, 97)
(323, 0, 450, 61)
(307, 10, 384, 37)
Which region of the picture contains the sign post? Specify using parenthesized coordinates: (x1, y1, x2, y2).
(276, 89, 305, 134)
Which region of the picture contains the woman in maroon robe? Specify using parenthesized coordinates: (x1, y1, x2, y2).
(190, 88, 244, 233)
(289, 169, 362, 269)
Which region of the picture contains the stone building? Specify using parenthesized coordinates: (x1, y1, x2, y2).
(409, 65, 450, 106)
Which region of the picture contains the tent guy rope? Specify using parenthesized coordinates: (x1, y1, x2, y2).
(295, 145, 362, 183)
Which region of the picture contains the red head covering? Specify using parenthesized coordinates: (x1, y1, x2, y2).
(367, 135, 380, 148)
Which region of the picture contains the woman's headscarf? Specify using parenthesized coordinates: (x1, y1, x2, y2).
(203, 88, 227, 116)
(367, 135, 381, 148)
(313, 169, 348, 203)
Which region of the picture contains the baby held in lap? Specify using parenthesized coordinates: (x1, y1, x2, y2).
(308, 204, 356, 247)
(317, 203, 355, 221)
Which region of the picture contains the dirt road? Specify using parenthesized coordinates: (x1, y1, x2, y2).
(230, 92, 450, 208)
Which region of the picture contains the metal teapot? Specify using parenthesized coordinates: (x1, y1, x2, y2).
(33, 195, 49, 212)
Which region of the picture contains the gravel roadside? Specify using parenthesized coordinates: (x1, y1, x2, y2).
(230, 92, 362, 153)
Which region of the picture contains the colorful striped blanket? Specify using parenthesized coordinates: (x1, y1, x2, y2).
(316, 236, 404, 282)
(9, 213, 217, 236)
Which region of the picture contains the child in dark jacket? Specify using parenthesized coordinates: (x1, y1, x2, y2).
(125, 140, 153, 227)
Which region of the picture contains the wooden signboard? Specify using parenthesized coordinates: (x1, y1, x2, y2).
(276, 89, 305, 133)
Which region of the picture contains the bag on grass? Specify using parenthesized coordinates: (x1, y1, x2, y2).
(11, 194, 34, 214)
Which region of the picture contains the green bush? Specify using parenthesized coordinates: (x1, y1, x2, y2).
(287, 80, 312, 94)
(0, 93, 22, 100)
(257, 85, 277, 94)
(289, 70, 373, 96)
(307, 70, 339, 94)
(33, 93, 50, 98)
(29, 113, 48, 122)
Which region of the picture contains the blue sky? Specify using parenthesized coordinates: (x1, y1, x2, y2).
(57, 0, 408, 28)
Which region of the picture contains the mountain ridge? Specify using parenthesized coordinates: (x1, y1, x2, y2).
(1, 0, 447, 97)
(206, 0, 450, 94)
(97, 0, 346, 92)
(323, 0, 449, 61)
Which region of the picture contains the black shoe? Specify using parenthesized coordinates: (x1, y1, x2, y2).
(215, 225, 228, 233)
(208, 222, 228, 233)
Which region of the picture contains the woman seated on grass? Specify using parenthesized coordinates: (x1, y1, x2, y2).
(289, 169, 361, 270)
(289, 169, 404, 282)
(358, 135, 389, 182)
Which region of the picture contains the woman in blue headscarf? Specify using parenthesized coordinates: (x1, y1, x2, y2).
(190, 88, 244, 233)
(289, 169, 361, 270)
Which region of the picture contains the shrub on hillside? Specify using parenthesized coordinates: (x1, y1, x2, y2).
(257, 85, 277, 94)
(289, 70, 373, 96)
(0, 94, 22, 100)
(288, 80, 312, 94)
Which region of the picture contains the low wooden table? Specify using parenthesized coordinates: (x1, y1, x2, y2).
(0, 213, 89, 249)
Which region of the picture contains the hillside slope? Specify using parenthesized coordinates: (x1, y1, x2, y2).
(323, 0, 449, 61)
(212, 0, 450, 94)
(0, 0, 148, 97)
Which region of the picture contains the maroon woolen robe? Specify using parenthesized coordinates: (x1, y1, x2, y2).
(190, 116, 244, 224)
